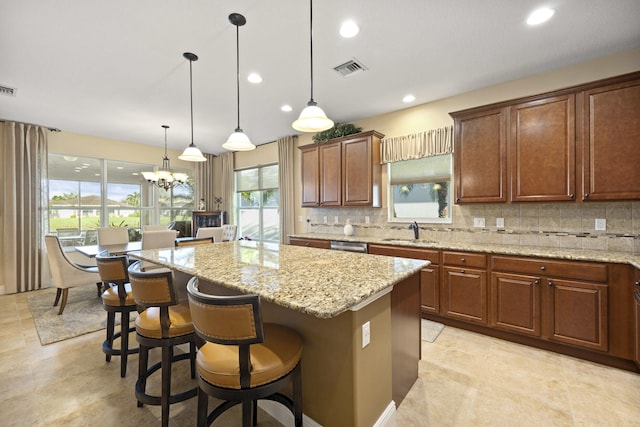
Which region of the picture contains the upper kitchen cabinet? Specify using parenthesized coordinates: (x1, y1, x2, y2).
(582, 77, 640, 201)
(298, 130, 384, 207)
(510, 94, 576, 202)
(452, 108, 508, 203)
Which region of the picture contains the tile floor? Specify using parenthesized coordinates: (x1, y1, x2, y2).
(1, 291, 639, 426)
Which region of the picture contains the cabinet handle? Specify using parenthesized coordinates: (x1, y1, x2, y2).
(584, 193, 590, 198)
(534, 279, 540, 285)
(456, 197, 460, 203)
(635, 281, 640, 286)
(547, 279, 554, 286)
(461, 258, 466, 263)
(569, 193, 575, 199)
(460, 269, 465, 274)
(540, 266, 546, 271)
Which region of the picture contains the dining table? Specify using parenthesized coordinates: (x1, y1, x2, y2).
(74, 237, 197, 258)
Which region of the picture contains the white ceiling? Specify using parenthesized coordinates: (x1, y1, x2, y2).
(1, 0, 639, 156)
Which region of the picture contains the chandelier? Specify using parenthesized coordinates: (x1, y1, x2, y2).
(141, 125, 189, 190)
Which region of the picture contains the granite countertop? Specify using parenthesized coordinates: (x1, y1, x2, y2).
(290, 234, 640, 269)
(130, 240, 428, 319)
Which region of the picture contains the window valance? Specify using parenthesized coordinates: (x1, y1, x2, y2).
(380, 125, 453, 164)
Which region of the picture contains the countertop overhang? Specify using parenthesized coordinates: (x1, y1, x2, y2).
(130, 240, 428, 319)
(290, 234, 640, 269)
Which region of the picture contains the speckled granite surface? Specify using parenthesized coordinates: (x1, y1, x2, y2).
(290, 234, 640, 269)
(130, 240, 428, 319)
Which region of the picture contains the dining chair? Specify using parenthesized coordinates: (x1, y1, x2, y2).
(44, 235, 102, 315)
(141, 230, 178, 270)
(194, 226, 223, 243)
(143, 224, 167, 232)
(186, 277, 303, 427)
(175, 237, 214, 247)
(221, 224, 238, 241)
(98, 227, 129, 246)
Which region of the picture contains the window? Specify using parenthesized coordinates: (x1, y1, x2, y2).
(388, 154, 452, 223)
(235, 164, 279, 242)
(48, 154, 194, 244)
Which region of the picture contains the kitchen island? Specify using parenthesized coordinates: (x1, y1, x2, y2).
(131, 240, 428, 427)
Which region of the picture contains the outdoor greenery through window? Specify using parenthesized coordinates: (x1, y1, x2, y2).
(388, 154, 452, 223)
(48, 153, 194, 245)
(235, 164, 279, 242)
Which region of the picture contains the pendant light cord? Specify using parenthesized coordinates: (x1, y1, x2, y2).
(236, 23, 241, 131)
(309, 0, 315, 105)
(189, 58, 194, 145)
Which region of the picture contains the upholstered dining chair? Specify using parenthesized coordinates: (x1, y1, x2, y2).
(186, 277, 303, 427)
(143, 224, 167, 232)
(141, 230, 178, 270)
(44, 235, 102, 315)
(98, 227, 129, 246)
(194, 226, 223, 243)
(128, 261, 197, 427)
(221, 224, 238, 241)
(96, 251, 139, 377)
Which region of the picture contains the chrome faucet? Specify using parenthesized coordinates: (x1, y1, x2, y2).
(409, 221, 419, 240)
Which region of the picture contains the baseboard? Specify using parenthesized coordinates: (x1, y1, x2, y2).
(258, 400, 396, 427)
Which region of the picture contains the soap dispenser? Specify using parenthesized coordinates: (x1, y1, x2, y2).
(343, 219, 354, 236)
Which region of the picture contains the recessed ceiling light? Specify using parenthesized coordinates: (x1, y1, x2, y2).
(340, 20, 359, 38)
(116, 166, 124, 170)
(247, 73, 262, 83)
(527, 7, 554, 25)
(281, 104, 293, 112)
(63, 156, 77, 161)
(403, 94, 416, 103)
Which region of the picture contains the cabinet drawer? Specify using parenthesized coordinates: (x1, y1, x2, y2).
(492, 256, 608, 282)
(369, 244, 439, 264)
(442, 251, 486, 268)
(289, 238, 331, 249)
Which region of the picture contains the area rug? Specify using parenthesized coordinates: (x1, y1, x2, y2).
(27, 284, 136, 345)
(421, 319, 445, 343)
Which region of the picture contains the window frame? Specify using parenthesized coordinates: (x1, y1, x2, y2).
(234, 163, 280, 242)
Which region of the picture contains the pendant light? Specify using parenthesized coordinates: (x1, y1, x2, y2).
(141, 125, 189, 190)
(179, 52, 207, 162)
(222, 13, 256, 151)
(292, 0, 334, 133)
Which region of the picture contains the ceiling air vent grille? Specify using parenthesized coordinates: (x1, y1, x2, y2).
(0, 85, 17, 97)
(333, 58, 367, 77)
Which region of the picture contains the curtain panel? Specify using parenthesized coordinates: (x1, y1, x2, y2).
(1, 122, 49, 294)
(277, 136, 296, 244)
(380, 125, 453, 164)
(195, 153, 217, 211)
(220, 152, 235, 223)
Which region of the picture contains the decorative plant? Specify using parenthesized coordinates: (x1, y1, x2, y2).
(312, 123, 363, 143)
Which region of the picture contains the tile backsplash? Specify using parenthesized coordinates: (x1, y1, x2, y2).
(302, 201, 640, 254)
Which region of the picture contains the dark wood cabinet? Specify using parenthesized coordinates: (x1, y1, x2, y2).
(299, 145, 319, 207)
(192, 211, 226, 237)
(491, 255, 609, 352)
(634, 269, 640, 368)
(319, 143, 342, 206)
(582, 78, 640, 201)
(453, 108, 507, 203)
(442, 251, 488, 325)
(510, 94, 576, 201)
(289, 237, 331, 249)
(298, 130, 384, 208)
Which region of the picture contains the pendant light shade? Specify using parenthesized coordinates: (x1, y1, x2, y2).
(292, 0, 334, 133)
(222, 13, 255, 152)
(179, 52, 207, 162)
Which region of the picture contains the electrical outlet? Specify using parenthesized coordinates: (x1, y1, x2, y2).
(473, 217, 485, 228)
(362, 321, 370, 348)
(334, 216, 339, 224)
(496, 217, 505, 228)
(595, 218, 606, 231)
(323, 216, 328, 224)
(365, 216, 370, 224)
(297, 215, 303, 222)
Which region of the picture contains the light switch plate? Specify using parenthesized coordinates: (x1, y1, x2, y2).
(496, 217, 505, 228)
(595, 218, 606, 231)
(334, 216, 339, 224)
(365, 216, 370, 224)
(362, 321, 370, 348)
(323, 216, 328, 224)
(473, 217, 485, 228)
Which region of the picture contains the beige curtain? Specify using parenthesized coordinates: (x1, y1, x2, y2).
(220, 152, 235, 223)
(381, 125, 453, 163)
(195, 153, 217, 211)
(277, 136, 296, 244)
(0, 122, 49, 293)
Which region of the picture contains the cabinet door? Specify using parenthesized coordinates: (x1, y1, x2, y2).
(300, 145, 319, 207)
(442, 266, 487, 324)
(289, 237, 331, 249)
(453, 108, 508, 203)
(319, 143, 342, 206)
(342, 135, 381, 206)
(547, 278, 608, 352)
(582, 79, 640, 201)
(510, 95, 576, 201)
(421, 266, 439, 314)
(491, 272, 541, 337)
(634, 291, 640, 368)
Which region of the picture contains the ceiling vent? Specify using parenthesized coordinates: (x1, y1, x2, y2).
(333, 58, 367, 77)
(0, 85, 17, 97)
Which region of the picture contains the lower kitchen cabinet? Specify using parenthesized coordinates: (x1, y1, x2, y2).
(634, 269, 640, 368)
(491, 272, 541, 336)
(289, 237, 331, 249)
(442, 251, 488, 325)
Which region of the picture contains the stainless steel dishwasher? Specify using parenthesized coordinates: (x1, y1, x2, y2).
(329, 240, 368, 253)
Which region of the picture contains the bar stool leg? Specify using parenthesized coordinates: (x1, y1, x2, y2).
(137, 344, 149, 408)
(105, 311, 115, 362)
(120, 311, 130, 377)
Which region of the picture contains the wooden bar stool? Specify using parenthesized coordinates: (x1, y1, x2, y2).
(186, 277, 303, 427)
(95, 252, 139, 377)
(128, 261, 197, 427)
